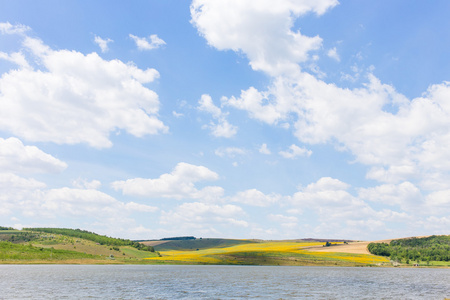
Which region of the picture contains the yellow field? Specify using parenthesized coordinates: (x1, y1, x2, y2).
(145, 241, 390, 266)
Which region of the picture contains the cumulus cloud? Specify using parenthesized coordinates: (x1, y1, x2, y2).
(0, 172, 46, 190)
(160, 202, 247, 236)
(279, 144, 312, 159)
(129, 34, 166, 50)
(289, 177, 415, 238)
(198, 94, 237, 138)
(0, 22, 30, 35)
(0, 51, 31, 69)
(327, 47, 340, 62)
(188, 0, 450, 236)
(0, 31, 167, 148)
(94, 35, 113, 53)
(0, 177, 157, 225)
(111, 162, 221, 200)
(190, 0, 450, 193)
(231, 189, 281, 207)
(223, 64, 450, 193)
(358, 182, 423, 211)
(191, 0, 338, 76)
(268, 214, 298, 229)
(0, 137, 67, 174)
(214, 147, 246, 158)
(71, 178, 102, 190)
(259, 143, 271, 155)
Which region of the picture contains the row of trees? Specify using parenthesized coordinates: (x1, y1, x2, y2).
(25, 228, 154, 252)
(368, 235, 450, 262)
(0, 226, 15, 230)
(160, 236, 196, 241)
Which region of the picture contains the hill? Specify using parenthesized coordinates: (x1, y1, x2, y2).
(368, 235, 450, 266)
(1, 227, 448, 267)
(142, 238, 256, 251)
(0, 227, 159, 264)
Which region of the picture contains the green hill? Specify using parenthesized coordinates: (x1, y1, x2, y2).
(151, 238, 256, 251)
(1, 227, 448, 267)
(368, 235, 450, 265)
(0, 227, 159, 263)
(25, 227, 155, 252)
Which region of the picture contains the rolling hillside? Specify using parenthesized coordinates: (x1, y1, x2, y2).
(142, 238, 256, 251)
(1, 227, 448, 267)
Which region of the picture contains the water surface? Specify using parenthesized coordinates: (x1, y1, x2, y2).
(0, 265, 449, 299)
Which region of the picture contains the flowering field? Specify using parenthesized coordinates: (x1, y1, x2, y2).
(145, 241, 390, 266)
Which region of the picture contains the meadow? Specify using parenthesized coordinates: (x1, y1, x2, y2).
(145, 241, 390, 266)
(2, 227, 447, 267)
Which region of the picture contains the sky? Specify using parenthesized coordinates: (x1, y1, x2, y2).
(1, 0, 449, 241)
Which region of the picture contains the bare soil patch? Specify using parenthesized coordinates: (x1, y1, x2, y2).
(140, 240, 170, 247)
(304, 239, 394, 255)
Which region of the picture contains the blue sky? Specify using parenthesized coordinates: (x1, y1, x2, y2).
(1, 0, 449, 240)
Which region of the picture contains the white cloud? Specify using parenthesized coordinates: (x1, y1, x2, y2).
(160, 202, 247, 236)
(198, 93, 222, 118)
(207, 119, 237, 138)
(41, 187, 119, 217)
(0, 173, 46, 217)
(0, 51, 31, 69)
(259, 143, 271, 155)
(214, 147, 246, 158)
(0, 22, 30, 35)
(0, 173, 46, 190)
(94, 35, 113, 53)
(71, 178, 102, 190)
(268, 214, 298, 229)
(327, 47, 340, 62)
(230, 189, 281, 207)
(423, 216, 450, 233)
(358, 182, 423, 211)
(124, 202, 158, 213)
(279, 144, 312, 159)
(129, 34, 166, 50)
(223, 87, 283, 125)
(172, 111, 184, 118)
(198, 94, 237, 138)
(0, 137, 67, 174)
(0, 34, 167, 148)
(190, 0, 450, 195)
(424, 190, 450, 215)
(0, 177, 158, 227)
(224, 66, 450, 192)
(188, 0, 450, 237)
(268, 214, 298, 223)
(291, 177, 372, 220)
(111, 162, 220, 200)
(191, 0, 338, 76)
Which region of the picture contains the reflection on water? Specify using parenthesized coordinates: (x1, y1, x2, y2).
(0, 265, 449, 299)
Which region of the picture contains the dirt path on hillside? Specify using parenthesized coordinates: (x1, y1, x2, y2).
(140, 240, 170, 247)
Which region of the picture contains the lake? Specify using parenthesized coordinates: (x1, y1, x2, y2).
(0, 265, 449, 299)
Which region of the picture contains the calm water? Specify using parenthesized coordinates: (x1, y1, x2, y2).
(0, 265, 449, 299)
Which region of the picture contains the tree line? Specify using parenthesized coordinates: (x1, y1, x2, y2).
(0, 226, 15, 230)
(25, 228, 155, 252)
(368, 235, 450, 263)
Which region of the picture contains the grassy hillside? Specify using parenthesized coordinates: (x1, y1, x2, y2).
(145, 241, 390, 266)
(0, 241, 99, 261)
(150, 238, 256, 251)
(26, 227, 154, 252)
(1, 227, 447, 266)
(0, 228, 159, 264)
